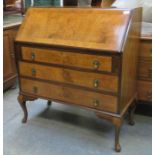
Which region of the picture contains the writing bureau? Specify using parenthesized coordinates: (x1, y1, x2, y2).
(15, 7, 142, 152)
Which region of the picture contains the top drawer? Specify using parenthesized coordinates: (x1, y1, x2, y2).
(139, 40, 152, 59)
(21, 47, 113, 73)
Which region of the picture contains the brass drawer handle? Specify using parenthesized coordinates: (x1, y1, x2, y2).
(32, 86, 38, 93)
(93, 100, 100, 107)
(93, 60, 100, 69)
(31, 52, 35, 61)
(93, 79, 99, 88)
(31, 68, 36, 76)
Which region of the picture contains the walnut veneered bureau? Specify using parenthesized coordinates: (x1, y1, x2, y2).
(15, 7, 142, 152)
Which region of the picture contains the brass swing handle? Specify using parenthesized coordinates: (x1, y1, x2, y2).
(93, 100, 100, 107)
(31, 52, 35, 61)
(93, 60, 100, 70)
(31, 68, 36, 76)
(93, 79, 100, 88)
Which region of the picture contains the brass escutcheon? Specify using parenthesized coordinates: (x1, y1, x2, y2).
(31, 68, 36, 76)
(93, 79, 99, 88)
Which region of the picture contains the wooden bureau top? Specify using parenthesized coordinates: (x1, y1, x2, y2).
(15, 7, 140, 52)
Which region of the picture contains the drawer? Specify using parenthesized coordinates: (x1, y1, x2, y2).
(21, 47, 113, 73)
(19, 62, 118, 93)
(137, 60, 152, 81)
(20, 78, 118, 113)
(139, 40, 152, 59)
(137, 81, 152, 101)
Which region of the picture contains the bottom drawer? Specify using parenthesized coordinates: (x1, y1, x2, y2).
(20, 78, 118, 113)
(137, 81, 152, 102)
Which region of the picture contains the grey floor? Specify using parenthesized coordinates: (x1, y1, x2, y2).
(4, 88, 152, 155)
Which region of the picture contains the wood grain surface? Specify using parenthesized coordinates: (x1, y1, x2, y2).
(119, 8, 142, 112)
(16, 8, 131, 52)
(19, 61, 118, 93)
(21, 78, 118, 113)
(21, 46, 113, 72)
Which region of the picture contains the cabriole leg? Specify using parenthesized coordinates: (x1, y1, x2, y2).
(115, 123, 121, 152)
(17, 94, 37, 123)
(96, 113, 123, 152)
(128, 103, 136, 125)
(47, 100, 52, 106)
(18, 94, 28, 123)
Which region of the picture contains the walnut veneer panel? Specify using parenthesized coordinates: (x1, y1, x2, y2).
(119, 8, 142, 112)
(19, 62, 118, 93)
(21, 47, 113, 72)
(16, 8, 131, 52)
(21, 78, 118, 113)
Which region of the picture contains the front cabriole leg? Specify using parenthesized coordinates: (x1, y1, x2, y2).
(18, 94, 28, 123)
(17, 94, 37, 123)
(128, 101, 136, 125)
(96, 113, 123, 152)
(115, 119, 122, 152)
(47, 100, 52, 106)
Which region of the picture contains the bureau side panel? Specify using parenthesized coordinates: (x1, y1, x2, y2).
(119, 8, 142, 113)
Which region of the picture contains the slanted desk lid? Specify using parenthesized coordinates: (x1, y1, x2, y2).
(16, 7, 133, 52)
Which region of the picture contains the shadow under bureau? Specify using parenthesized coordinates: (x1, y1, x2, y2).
(15, 7, 142, 152)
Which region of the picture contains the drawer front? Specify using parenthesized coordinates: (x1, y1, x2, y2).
(20, 78, 118, 113)
(137, 60, 152, 81)
(137, 81, 152, 101)
(21, 47, 113, 72)
(139, 41, 152, 59)
(19, 62, 118, 93)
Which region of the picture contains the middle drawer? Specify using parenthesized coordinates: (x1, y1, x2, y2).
(19, 62, 118, 93)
